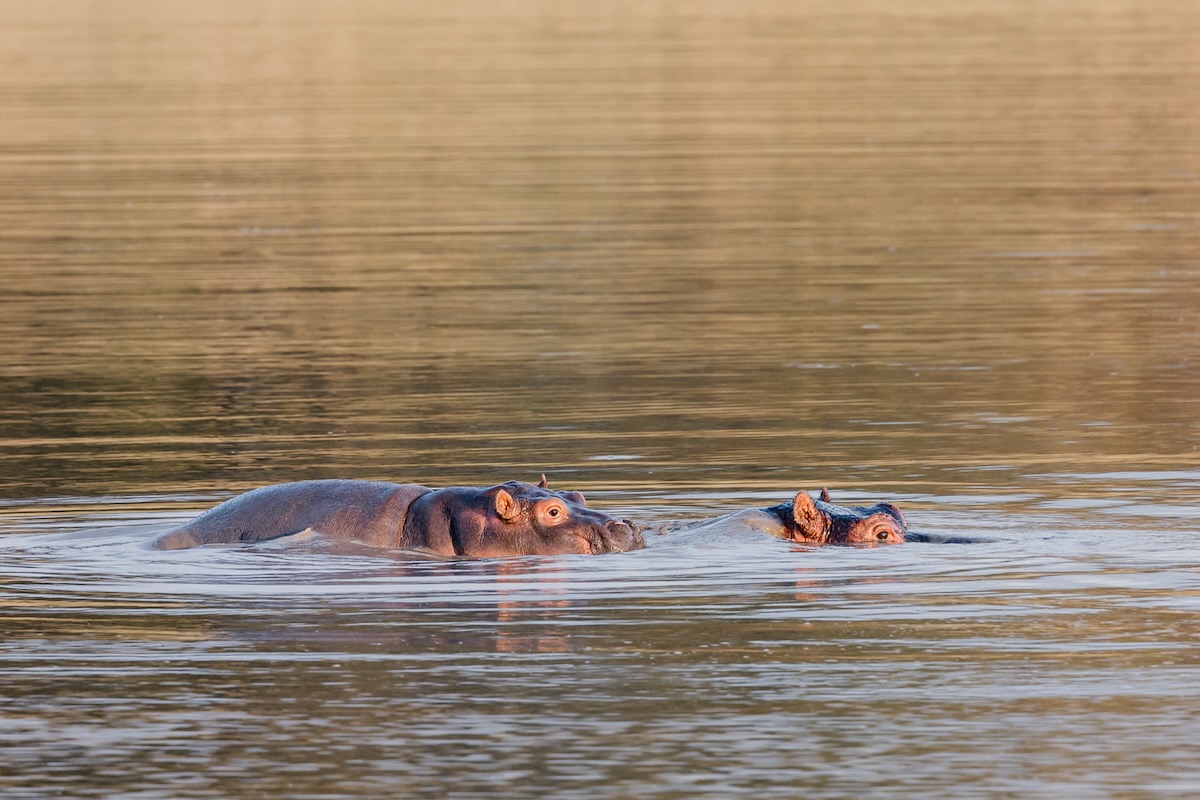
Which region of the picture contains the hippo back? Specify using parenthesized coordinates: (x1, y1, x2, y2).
(153, 480, 429, 550)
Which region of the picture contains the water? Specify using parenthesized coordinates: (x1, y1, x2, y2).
(4, 495, 1200, 798)
(2, 0, 1200, 796)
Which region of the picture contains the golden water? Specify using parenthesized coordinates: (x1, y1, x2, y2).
(2, 1, 1199, 797)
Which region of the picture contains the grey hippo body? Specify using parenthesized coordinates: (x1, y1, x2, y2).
(662, 489, 973, 545)
(153, 477, 644, 557)
(663, 489, 906, 545)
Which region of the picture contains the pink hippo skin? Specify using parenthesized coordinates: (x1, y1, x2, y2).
(152, 476, 644, 557)
(664, 489, 911, 546)
(766, 488, 909, 545)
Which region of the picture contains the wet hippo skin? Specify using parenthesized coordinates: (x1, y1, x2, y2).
(664, 489, 914, 546)
(767, 488, 910, 545)
(153, 476, 644, 557)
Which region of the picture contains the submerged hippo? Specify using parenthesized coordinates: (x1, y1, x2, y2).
(663, 489, 912, 546)
(152, 475, 644, 557)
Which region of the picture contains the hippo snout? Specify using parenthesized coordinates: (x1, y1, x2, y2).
(599, 518, 644, 553)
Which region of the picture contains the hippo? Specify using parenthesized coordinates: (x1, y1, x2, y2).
(661, 488, 911, 545)
(152, 475, 644, 557)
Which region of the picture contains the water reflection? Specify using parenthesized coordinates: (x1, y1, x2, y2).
(4, 0, 1200, 796)
(2, 1, 1200, 499)
(3, 501, 1200, 797)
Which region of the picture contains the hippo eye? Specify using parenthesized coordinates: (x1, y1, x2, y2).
(876, 530, 890, 541)
(539, 501, 569, 525)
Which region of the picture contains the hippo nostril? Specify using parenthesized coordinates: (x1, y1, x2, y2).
(597, 518, 645, 553)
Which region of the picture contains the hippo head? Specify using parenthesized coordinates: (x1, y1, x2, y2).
(775, 488, 909, 546)
(448, 476, 644, 557)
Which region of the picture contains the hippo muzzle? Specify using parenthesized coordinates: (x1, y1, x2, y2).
(591, 518, 644, 554)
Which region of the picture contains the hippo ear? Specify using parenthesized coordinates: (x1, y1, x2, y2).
(538, 474, 550, 489)
(819, 488, 831, 503)
(879, 502, 907, 528)
(494, 489, 522, 522)
(791, 491, 828, 539)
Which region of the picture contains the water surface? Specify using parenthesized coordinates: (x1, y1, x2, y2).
(2, 0, 1200, 797)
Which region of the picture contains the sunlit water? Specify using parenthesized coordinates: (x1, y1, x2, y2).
(3, 0, 1200, 797)
(4, 476, 1200, 798)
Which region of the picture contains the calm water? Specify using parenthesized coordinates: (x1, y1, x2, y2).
(2, 0, 1200, 797)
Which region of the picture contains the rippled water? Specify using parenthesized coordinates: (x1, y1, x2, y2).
(3, 0, 1200, 797)
(5, 482, 1200, 798)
